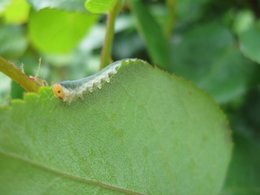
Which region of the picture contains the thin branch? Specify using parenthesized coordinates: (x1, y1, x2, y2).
(165, 0, 176, 39)
(0, 56, 41, 92)
(100, 1, 122, 69)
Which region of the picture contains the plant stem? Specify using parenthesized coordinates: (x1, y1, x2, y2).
(0, 56, 41, 92)
(165, 0, 176, 39)
(100, 1, 122, 69)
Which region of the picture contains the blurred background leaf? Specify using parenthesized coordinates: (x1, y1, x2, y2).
(232, 9, 255, 35)
(221, 132, 260, 195)
(85, 0, 118, 14)
(130, 0, 171, 70)
(175, 0, 210, 23)
(1, 0, 30, 24)
(239, 21, 260, 64)
(171, 22, 258, 104)
(28, 8, 97, 54)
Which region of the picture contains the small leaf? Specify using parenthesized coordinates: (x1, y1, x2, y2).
(233, 10, 255, 35)
(129, 0, 171, 70)
(28, 8, 97, 54)
(0, 59, 232, 194)
(221, 133, 260, 195)
(85, 0, 117, 14)
(27, 0, 85, 11)
(175, 0, 210, 23)
(2, 0, 30, 24)
(171, 22, 257, 103)
(239, 21, 260, 64)
(0, 0, 10, 12)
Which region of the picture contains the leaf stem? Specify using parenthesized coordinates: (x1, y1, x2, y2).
(100, 1, 122, 69)
(0, 56, 41, 92)
(165, 0, 176, 39)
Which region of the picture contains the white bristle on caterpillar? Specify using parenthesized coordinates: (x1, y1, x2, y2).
(52, 60, 123, 103)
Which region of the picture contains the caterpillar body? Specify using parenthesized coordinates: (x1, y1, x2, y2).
(52, 60, 122, 103)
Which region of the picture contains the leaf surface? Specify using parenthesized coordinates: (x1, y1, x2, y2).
(221, 133, 260, 195)
(28, 9, 97, 54)
(85, 0, 117, 14)
(175, 0, 210, 23)
(239, 22, 260, 64)
(0, 59, 232, 194)
(129, 0, 171, 70)
(171, 22, 257, 104)
(2, 0, 30, 24)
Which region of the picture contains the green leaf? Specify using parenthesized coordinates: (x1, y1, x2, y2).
(129, 0, 171, 70)
(0, 25, 27, 58)
(0, 59, 232, 194)
(175, 0, 210, 23)
(171, 22, 256, 104)
(28, 9, 97, 54)
(2, 0, 30, 24)
(85, 0, 117, 14)
(27, 0, 85, 11)
(239, 21, 260, 64)
(10, 81, 24, 99)
(221, 133, 260, 195)
(232, 10, 255, 35)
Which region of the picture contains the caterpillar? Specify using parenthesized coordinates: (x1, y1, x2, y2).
(52, 60, 122, 103)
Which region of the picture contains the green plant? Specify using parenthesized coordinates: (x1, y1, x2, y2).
(0, 0, 259, 194)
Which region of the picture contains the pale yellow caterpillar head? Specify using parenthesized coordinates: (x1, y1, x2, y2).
(52, 84, 65, 100)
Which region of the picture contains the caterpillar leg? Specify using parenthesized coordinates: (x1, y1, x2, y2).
(94, 81, 102, 89)
(102, 76, 110, 83)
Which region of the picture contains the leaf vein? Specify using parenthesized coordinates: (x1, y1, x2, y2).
(0, 150, 145, 195)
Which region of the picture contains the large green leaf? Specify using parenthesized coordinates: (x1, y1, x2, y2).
(28, 9, 97, 54)
(129, 0, 171, 70)
(27, 0, 85, 11)
(85, 0, 117, 14)
(0, 59, 232, 194)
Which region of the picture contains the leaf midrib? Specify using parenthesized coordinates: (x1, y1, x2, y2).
(0, 150, 145, 195)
